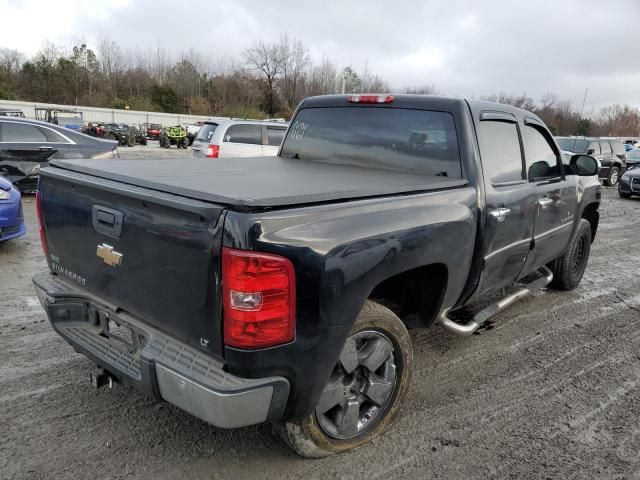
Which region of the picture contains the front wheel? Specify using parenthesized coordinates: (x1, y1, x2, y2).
(604, 166, 620, 187)
(276, 300, 413, 458)
(619, 190, 631, 199)
(547, 219, 591, 291)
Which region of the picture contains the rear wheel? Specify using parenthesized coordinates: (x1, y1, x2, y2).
(604, 166, 620, 186)
(276, 300, 413, 458)
(548, 219, 591, 291)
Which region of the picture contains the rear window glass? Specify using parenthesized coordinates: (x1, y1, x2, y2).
(280, 107, 461, 177)
(224, 124, 262, 145)
(266, 127, 286, 146)
(197, 123, 218, 142)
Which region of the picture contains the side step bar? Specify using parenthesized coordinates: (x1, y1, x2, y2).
(439, 266, 554, 336)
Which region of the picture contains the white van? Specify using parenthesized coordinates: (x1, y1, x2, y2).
(191, 119, 288, 159)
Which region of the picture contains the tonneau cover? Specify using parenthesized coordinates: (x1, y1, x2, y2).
(49, 157, 468, 207)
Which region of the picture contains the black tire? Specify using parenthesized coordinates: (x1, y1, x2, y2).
(548, 219, 591, 291)
(619, 190, 631, 199)
(276, 300, 413, 458)
(140, 137, 147, 146)
(604, 166, 620, 187)
(126, 135, 135, 147)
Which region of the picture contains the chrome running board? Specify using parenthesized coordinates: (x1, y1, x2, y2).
(439, 266, 554, 336)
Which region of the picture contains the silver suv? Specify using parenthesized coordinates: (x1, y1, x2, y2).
(191, 119, 288, 159)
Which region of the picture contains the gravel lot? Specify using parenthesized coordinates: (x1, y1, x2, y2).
(2, 149, 640, 479)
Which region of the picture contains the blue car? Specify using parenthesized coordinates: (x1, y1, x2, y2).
(0, 176, 25, 242)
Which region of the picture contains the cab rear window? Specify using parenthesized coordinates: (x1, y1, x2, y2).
(280, 107, 462, 177)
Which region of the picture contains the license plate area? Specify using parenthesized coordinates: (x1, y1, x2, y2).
(106, 318, 136, 351)
(87, 304, 146, 355)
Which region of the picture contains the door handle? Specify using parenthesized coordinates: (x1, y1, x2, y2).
(191, 147, 201, 152)
(488, 207, 511, 222)
(38, 146, 53, 151)
(538, 198, 553, 209)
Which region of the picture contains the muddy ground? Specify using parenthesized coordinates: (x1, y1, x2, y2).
(2, 153, 640, 479)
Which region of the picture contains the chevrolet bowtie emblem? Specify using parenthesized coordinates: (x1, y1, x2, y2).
(96, 244, 123, 267)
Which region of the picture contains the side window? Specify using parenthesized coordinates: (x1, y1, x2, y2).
(523, 125, 561, 181)
(0, 122, 47, 142)
(37, 127, 70, 143)
(600, 141, 612, 154)
(223, 125, 262, 145)
(478, 120, 524, 185)
(266, 127, 286, 146)
(588, 142, 600, 155)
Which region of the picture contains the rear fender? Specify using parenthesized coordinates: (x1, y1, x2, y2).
(222, 188, 477, 418)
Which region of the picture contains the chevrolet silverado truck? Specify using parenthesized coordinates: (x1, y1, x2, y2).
(33, 94, 601, 458)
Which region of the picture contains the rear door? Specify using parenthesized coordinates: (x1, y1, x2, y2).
(475, 113, 537, 295)
(0, 120, 65, 190)
(521, 120, 577, 270)
(262, 126, 287, 156)
(219, 124, 262, 157)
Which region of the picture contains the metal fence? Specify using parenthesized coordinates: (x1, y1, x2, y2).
(0, 99, 228, 126)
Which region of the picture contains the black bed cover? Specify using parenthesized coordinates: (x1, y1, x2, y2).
(49, 157, 469, 208)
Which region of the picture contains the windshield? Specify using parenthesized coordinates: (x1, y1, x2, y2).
(556, 138, 588, 153)
(280, 107, 462, 177)
(56, 115, 83, 127)
(197, 123, 219, 142)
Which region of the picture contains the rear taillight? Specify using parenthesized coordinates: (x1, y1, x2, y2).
(35, 191, 47, 256)
(222, 247, 295, 349)
(206, 145, 220, 158)
(348, 94, 394, 104)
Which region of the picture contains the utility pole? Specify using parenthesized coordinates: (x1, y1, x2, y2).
(579, 88, 589, 119)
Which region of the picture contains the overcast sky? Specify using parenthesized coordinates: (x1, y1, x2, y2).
(1, 0, 639, 114)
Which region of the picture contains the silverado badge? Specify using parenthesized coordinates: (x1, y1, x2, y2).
(96, 244, 123, 267)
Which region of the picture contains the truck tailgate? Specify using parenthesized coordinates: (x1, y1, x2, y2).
(38, 166, 226, 356)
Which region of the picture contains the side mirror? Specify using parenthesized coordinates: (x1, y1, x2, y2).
(586, 149, 595, 155)
(570, 154, 599, 176)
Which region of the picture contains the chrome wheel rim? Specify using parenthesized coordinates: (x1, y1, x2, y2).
(610, 169, 619, 185)
(315, 330, 397, 440)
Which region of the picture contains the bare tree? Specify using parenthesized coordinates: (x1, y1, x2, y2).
(404, 84, 439, 95)
(306, 58, 339, 96)
(243, 40, 285, 114)
(279, 36, 311, 108)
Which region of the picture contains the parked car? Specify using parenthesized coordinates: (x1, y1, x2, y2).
(556, 136, 626, 186)
(33, 94, 600, 458)
(191, 119, 288, 158)
(0, 107, 25, 118)
(619, 150, 640, 198)
(0, 117, 119, 192)
(0, 176, 25, 242)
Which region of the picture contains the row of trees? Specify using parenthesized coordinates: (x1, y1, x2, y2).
(0, 37, 638, 136)
(479, 92, 640, 137)
(0, 36, 388, 119)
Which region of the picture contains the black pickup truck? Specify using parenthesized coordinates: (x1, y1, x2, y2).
(33, 94, 601, 458)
